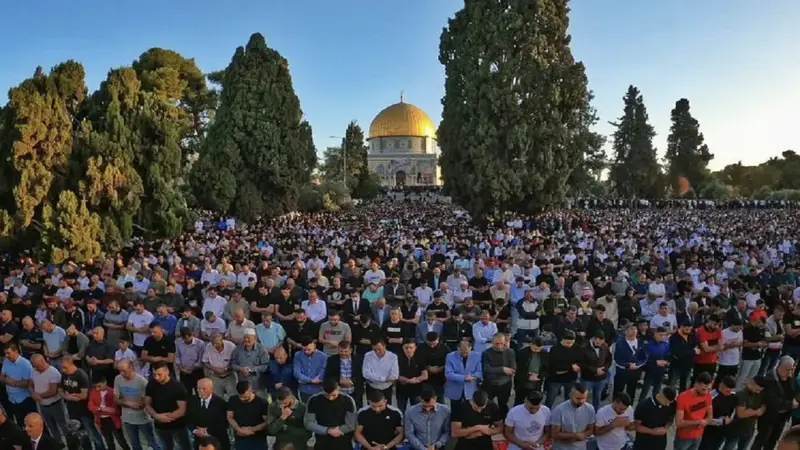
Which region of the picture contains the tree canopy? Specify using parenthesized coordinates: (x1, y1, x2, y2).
(438, 0, 596, 217)
(665, 98, 713, 192)
(190, 33, 316, 221)
(608, 85, 665, 198)
(319, 121, 379, 199)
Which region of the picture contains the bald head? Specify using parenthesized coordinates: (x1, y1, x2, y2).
(24, 412, 44, 438)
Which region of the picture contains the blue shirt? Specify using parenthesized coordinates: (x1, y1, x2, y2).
(153, 314, 177, 336)
(644, 340, 671, 376)
(267, 360, 296, 394)
(293, 350, 327, 395)
(405, 403, 451, 450)
(1, 355, 33, 403)
(42, 326, 66, 354)
(510, 285, 530, 305)
(256, 322, 286, 349)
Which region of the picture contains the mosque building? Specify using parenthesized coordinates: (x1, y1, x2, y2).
(367, 93, 441, 187)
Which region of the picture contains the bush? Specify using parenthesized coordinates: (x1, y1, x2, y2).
(298, 186, 323, 213)
(766, 189, 800, 201)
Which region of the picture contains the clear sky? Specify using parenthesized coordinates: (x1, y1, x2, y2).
(1, 0, 798, 169)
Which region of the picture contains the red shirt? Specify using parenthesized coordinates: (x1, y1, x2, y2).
(694, 325, 722, 364)
(675, 389, 712, 439)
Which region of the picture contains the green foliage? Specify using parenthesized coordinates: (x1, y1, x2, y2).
(191, 33, 315, 219)
(609, 86, 665, 198)
(698, 179, 737, 200)
(321, 121, 373, 197)
(353, 172, 382, 200)
(0, 61, 86, 229)
(298, 185, 324, 213)
(712, 150, 800, 199)
(665, 98, 713, 192)
(766, 189, 800, 201)
(40, 190, 102, 264)
(437, 0, 594, 217)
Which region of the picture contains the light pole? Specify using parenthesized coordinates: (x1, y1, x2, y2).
(329, 135, 346, 186)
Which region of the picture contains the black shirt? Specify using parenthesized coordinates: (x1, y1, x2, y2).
(633, 397, 675, 450)
(227, 395, 268, 440)
(62, 368, 91, 418)
(357, 406, 403, 445)
(397, 353, 427, 395)
(443, 319, 472, 344)
(427, 302, 450, 319)
(306, 393, 357, 439)
(145, 378, 188, 429)
(0, 320, 18, 342)
(417, 343, 450, 385)
(742, 325, 766, 360)
(382, 320, 407, 353)
(0, 416, 27, 449)
(784, 313, 800, 346)
(143, 335, 176, 359)
(452, 401, 502, 450)
(19, 327, 43, 358)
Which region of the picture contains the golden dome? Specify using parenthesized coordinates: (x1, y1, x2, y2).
(368, 100, 437, 140)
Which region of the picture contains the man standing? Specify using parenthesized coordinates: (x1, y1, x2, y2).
(355, 390, 405, 450)
(304, 379, 358, 450)
(549, 383, 596, 450)
(450, 389, 504, 450)
(318, 312, 352, 356)
(612, 323, 646, 402)
(698, 376, 739, 450)
(640, 327, 671, 401)
(30, 354, 68, 443)
(481, 333, 516, 416)
(24, 413, 59, 450)
(674, 372, 714, 450)
(396, 340, 428, 411)
(145, 362, 191, 450)
(226, 380, 269, 450)
(0, 342, 37, 425)
(752, 356, 798, 450)
(60, 356, 105, 449)
(141, 322, 176, 377)
(187, 378, 230, 450)
(472, 311, 498, 353)
(404, 385, 451, 450)
(445, 340, 483, 411)
(293, 338, 327, 402)
(594, 393, 635, 450)
(176, 327, 205, 395)
(363, 338, 399, 403)
(202, 334, 237, 399)
(231, 328, 269, 393)
(504, 391, 550, 450)
(546, 330, 583, 408)
(727, 377, 766, 450)
(580, 332, 611, 409)
(417, 332, 449, 400)
(633, 386, 676, 450)
(114, 360, 161, 450)
(266, 387, 311, 450)
(85, 326, 116, 383)
(716, 317, 743, 387)
(324, 341, 364, 408)
(693, 315, 723, 385)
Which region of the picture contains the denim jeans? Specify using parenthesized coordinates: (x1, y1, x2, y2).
(639, 375, 663, 404)
(155, 427, 191, 450)
(545, 381, 573, 408)
(40, 400, 69, 443)
(582, 378, 607, 409)
(123, 422, 163, 450)
(736, 359, 761, 389)
(78, 415, 106, 449)
(675, 437, 702, 450)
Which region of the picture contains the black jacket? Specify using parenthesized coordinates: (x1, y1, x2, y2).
(186, 394, 229, 437)
(580, 342, 612, 382)
(668, 331, 697, 367)
(323, 354, 364, 387)
(761, 373, 797, 421)
(546, 343, 583, 383)
(341, 299, 372, 325)
(24, 434, 60, 450)
(514, 346, 549, 388)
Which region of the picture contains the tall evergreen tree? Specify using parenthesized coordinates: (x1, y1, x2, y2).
(609, 86, 664, 198)
(438, 0, 595, 217)
(665, 98, 713, 192)
(40, 190, 102, 264)
(321, 121, 373, 196)
(191, 33, 315, 220)
(0, 62, 86, 232)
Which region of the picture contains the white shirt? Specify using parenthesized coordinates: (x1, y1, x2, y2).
(719, 327, 743, 366)
(505, 404, 551, 450)
(362, 350, 399, 390)
(649, 313, 677, 331)
(595, 404, 634, 450)
(127, 310, 154, 346)
(364, 269, 386, 286)
(302, 299, 328, 323)
(202, 296, 227, 320)
(414, 286, 433, 307)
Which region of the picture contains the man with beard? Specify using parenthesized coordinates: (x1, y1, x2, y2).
(504, 391, 550, 450)
(549, 383, 595, 450)
(396, 340, 428, 411)
(481, 333, 516, 416)
(669, 320, 697, 392)
(352, 313, 382, 357)
(514, 336, 546, 406)
(545, 330, 583, 408)
(304, 379, 358, 450)
(612, 323, 646, 401)
(693, 315, 724, 385)
(451, 389, 503, 450)
(417, 332, 449, 400)
(675, 372, 714, 450)
(355, 390, 404, 450)
(145, 362, 191, 450)
(227, 381, 269, 450)
(382, 308, 408, 355)
(752, 356, 798, 450)
(632, 386, 677, 450)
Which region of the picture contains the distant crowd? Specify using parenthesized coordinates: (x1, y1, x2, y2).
(2, 195, 800, 450)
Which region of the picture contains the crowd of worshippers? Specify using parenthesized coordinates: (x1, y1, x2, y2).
(2, 200, 800, 450)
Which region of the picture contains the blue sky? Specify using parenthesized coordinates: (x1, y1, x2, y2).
(2, 0, 798, 169)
